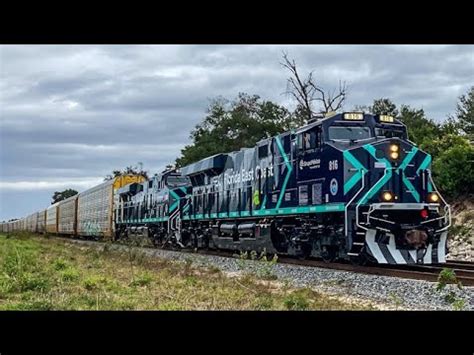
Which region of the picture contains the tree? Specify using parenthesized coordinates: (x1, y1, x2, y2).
(104, 162, 149, 181)
(281, 52, 347, 123)
(176, 93, 293, 167)
(432, 138, 474, 197)
(398, 105, 441, 149)
(452, 86, 474, 138)
(351, 95, 472, 198)
(51, 189, 78, 204)
(370, 98, 399, 117)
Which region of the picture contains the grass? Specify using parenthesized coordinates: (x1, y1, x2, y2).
(0, 232, 372, 310)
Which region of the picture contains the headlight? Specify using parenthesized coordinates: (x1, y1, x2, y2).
(379, 115, 394, 123)
(389, 151, 399, 160)
(343, 112, 364, 120)
(388, 144, 400, 160)
(381, 191, 394, 202)
(428, 192, 440, 203)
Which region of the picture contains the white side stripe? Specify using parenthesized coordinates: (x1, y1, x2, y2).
(387, 233, 407, 264)
(438, 232, 447, 263)
(409, 250, 418, 263)
(423, 244, 433, 264)
(365, 229, 387, 264)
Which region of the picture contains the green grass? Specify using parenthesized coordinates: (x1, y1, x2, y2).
(0, 232, 372, 310)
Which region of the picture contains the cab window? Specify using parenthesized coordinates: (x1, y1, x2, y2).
(298, 130, 319, 151)
(328, 126, 372, 141)
(258, 144, 268, 159)
(375, 128, 406, 139)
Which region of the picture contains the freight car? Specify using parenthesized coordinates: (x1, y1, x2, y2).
(58, 195, 78, 235)
(113, 112, 451, 265)
(25, 212, 38, 233)
(0, 175, 145, 240)
(46, 203, 59, 234)
(76, 175, 146, 239)
(37, 209, 47, 233)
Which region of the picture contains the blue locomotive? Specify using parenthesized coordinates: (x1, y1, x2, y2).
(114, 112, 451, 265)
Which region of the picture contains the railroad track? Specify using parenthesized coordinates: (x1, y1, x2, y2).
(189, 247, 474, 286)
(25, 234, 474, 287)
(274, 256, 474, 287)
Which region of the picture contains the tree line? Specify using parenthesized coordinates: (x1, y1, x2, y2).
(175, 54, 473, 200)
(52, 54, 473, 203)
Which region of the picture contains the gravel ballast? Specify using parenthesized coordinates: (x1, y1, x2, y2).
(65, 238, 474, 310)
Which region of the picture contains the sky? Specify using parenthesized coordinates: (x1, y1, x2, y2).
(1, 45, 473, 221)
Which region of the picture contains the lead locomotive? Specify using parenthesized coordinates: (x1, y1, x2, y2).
(115, 112, 451, 265)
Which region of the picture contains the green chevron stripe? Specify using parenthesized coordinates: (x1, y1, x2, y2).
(275, 136, 292, 209)
(402, 173, 420, 202)
(398, 147, 418, 172)
(343, 150, 368, 194)
(416, 154, 433, 191)
(397, 147, 420, 202)
(185, 203, 344, 220)
(169, 189, 180, 212)
(416, 154, 432, 174)
(359, 144, 393, 204)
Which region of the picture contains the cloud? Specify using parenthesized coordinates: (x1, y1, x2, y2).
(0, 178, 103, 191)
(0, 44, 473, 220)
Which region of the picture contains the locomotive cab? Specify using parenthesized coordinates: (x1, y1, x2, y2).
(331, 112, 451, 264)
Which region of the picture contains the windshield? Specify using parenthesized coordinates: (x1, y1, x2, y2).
(166, 176, 189, 187)
(375, 128, 406, 139)
(328, 126, 372, 141)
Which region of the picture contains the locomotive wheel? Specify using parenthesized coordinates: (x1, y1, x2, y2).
(349, 249, 373, 266)
(321, 246, 337, 263)
(150, 235, 162, 248)
(297, 243, 312, 260)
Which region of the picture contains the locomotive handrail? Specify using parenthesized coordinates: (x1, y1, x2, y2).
(344, 169, 366, 237)
(355, 167, 393, 231)
(426, 169, 451, 232)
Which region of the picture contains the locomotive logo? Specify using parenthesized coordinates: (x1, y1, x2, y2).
(299, 158, 321, 170)
(330, 178, 338, 196)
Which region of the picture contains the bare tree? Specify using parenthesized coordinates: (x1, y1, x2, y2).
(281, 52, 347, 122)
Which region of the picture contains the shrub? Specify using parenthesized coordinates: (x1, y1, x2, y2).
(284, 290, 310, 310)
(61, 268, 80, 282)
(19, 273, 50, 292)
(437, 268, 462, 291)
(53, 257, 69, 271)
(130, 272, 153, 287)
(83, 275, 108, 291)
(432, 138, 474, 198)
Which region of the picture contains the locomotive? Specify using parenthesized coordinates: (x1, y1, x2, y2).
(113, 112, 451, 265)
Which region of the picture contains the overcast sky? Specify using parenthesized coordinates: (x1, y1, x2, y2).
(1, 45, 473, 221)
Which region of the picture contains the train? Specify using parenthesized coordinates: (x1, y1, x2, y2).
(0, 112, 451, 265)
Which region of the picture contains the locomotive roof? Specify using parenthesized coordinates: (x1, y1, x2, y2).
(294, 112, 404, 134)
(180, 112, 405, 175)
(180, 153, 227, 177)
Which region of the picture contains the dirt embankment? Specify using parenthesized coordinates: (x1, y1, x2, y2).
(447, 196, 474, 261)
